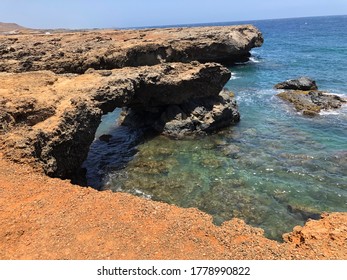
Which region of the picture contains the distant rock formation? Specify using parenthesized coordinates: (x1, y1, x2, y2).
(275, 77, 346, 116)
(0, 22, 27, 34)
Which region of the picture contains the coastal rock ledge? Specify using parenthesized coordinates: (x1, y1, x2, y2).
(0, 62, 231, 178)
(0, 25, 263, 178)
(0, 25, 263, 73)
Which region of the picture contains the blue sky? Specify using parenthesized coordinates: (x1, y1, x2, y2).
(1, 0, 347, 29)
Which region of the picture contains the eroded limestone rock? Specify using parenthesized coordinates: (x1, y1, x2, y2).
(0, 25, 263, 73)
(120, 89, 240, 138)
(0, 24, 263, 179)
(0, 62, 231, 177)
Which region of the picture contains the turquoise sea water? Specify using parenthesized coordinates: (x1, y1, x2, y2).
(83, 16, 347, 240)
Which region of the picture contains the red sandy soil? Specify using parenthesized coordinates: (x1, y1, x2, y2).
(0, 155, 346, 260)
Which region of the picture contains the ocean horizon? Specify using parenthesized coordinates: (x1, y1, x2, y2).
(121, 14, 347, 30)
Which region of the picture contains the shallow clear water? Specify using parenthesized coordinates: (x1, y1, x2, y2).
(83, 16, 347, 240)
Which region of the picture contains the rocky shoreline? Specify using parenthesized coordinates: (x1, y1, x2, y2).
(1, 25, 346, 259)
(1, 25, 262, 178)
(0, 62, 235, 178)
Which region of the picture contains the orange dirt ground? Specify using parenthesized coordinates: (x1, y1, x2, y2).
(0, 154, 346, 260)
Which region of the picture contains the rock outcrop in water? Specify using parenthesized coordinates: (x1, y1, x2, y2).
(275, 77, 346, 116)
(275, 77, 318, 91)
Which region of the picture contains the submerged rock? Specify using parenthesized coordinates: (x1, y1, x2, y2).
(99, 134, 112, 142)
(275, 77, 318, 91)
(287, 204, 321, 221)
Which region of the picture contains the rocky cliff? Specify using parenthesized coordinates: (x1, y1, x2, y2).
(0, 25, 263, 73)
(0, 62, 231, 178)
(0, 25, 262, 178)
